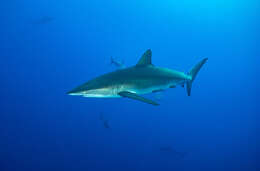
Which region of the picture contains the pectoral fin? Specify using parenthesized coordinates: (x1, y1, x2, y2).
(118, 91, 159, 106)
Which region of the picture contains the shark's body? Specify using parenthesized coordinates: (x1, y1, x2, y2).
(67, 49, 207, 105)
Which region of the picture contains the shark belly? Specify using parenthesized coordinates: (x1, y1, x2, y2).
(122, 78, 180, 95)
(82, 81, 172, 98)
(82, 87, 121, 98)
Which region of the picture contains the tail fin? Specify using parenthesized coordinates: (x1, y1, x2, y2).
(186, 58, 208, 96)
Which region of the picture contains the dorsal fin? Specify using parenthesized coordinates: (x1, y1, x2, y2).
(136, 49, 152, 66)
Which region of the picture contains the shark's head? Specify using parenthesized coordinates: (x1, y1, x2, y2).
(66, 86, 90, 97)
(67, 87, 114, 98)
(67, 77, 118, 98)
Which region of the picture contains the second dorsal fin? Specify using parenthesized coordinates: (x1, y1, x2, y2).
(136, 49, 152, 66)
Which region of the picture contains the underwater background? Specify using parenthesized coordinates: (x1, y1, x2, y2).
(1, 0, 259, 170)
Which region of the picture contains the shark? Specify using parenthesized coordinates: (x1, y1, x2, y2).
(160, 146, 188, 158)
(67, 49, 207, 105)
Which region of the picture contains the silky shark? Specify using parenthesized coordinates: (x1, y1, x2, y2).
(67, 49, 207, 105)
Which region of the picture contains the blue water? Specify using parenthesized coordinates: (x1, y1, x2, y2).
(1, 1, 259, 170)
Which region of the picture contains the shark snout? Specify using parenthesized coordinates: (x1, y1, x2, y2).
(67, 83, 90, 95)
(66, 88, 83, 96)
(66, 90, 78, 95)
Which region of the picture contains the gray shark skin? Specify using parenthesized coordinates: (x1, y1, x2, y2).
(67, 49, 207, 105)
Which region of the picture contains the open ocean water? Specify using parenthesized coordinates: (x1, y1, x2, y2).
(0, 0, 259, 171)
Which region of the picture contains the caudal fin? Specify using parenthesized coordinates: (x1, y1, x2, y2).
(186, 58, 208, 96)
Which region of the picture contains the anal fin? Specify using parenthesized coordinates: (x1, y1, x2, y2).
(118, 91, 159, 106)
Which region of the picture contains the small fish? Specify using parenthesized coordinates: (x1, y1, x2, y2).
(99, 113, 110, 128)
(160, 146, 188, 158)
(103, 120, 110, 129)
(110, 56, 125, 69)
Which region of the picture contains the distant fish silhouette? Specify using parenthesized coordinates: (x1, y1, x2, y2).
(160, 146, 188, 159)
(110, 56, 125, 69)
(99, 113, 110, 129)
(103, 120, 110, 129)
(32, 16, 54, 25)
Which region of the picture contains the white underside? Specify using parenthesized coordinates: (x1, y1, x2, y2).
(72, 81, 185, 98)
